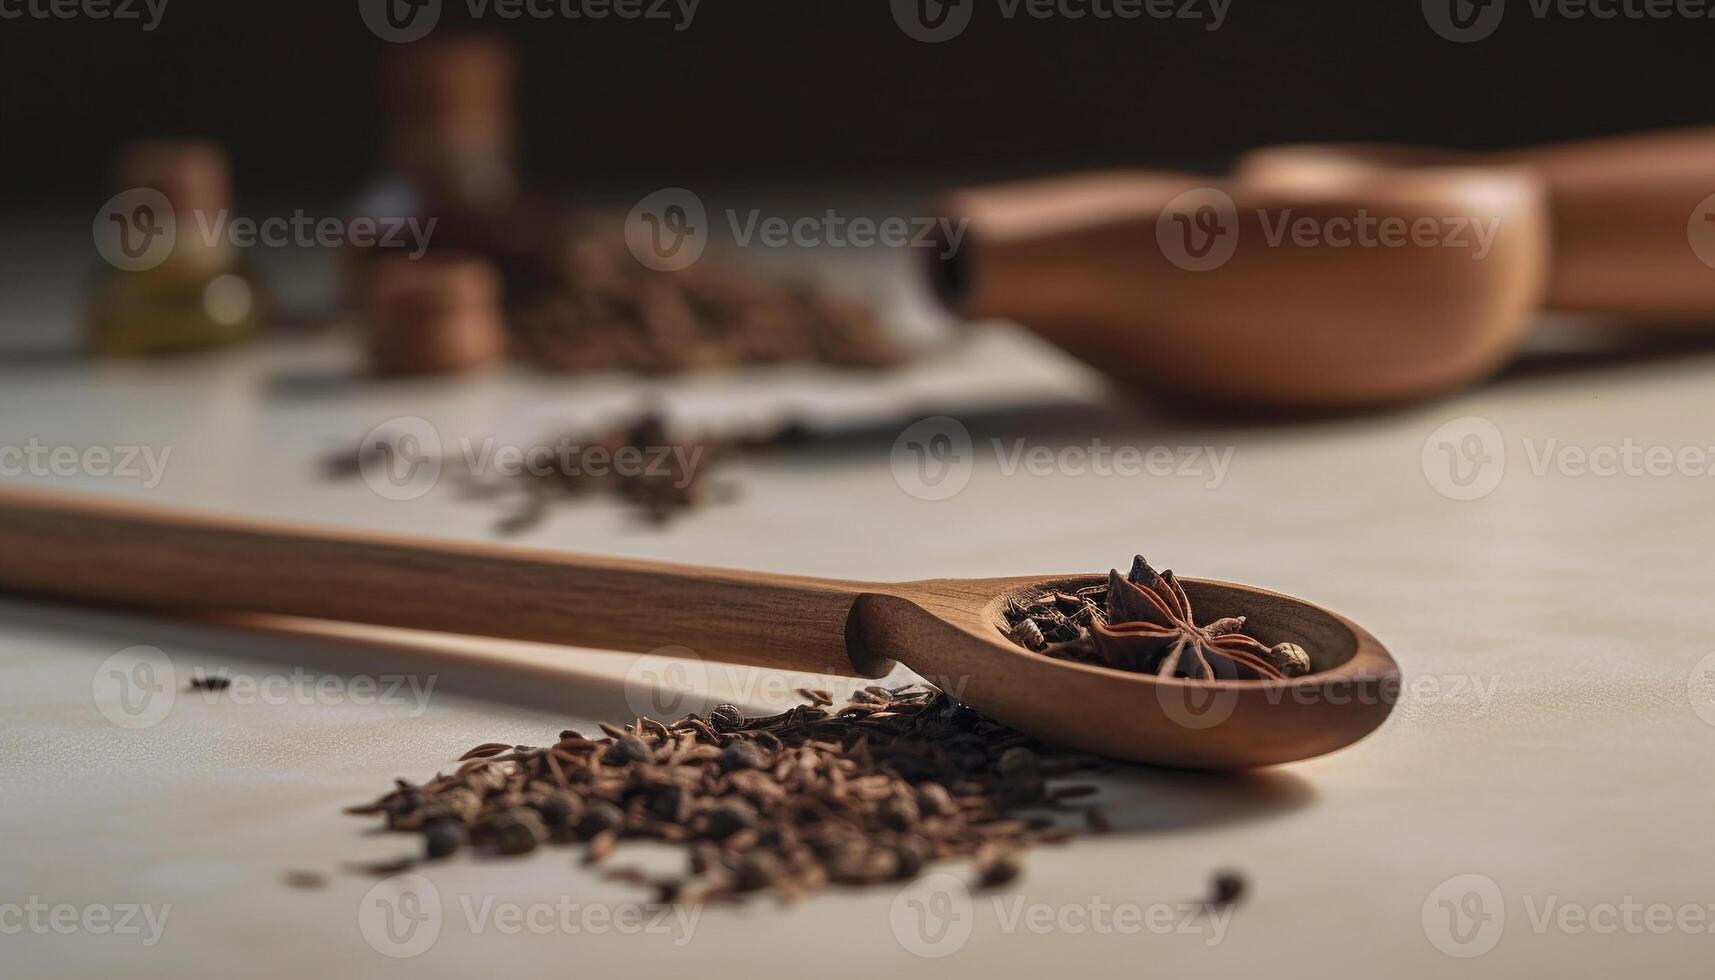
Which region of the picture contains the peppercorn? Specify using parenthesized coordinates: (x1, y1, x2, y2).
(709, 703, 745, 732)
(603, 735, 653, 766)
(718, 740, 766, 773)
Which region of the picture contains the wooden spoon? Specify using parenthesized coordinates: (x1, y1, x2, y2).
(0, 486, 1398, 769)
(1242, 129, 1715, 320)
(929, 167, 1548, 409)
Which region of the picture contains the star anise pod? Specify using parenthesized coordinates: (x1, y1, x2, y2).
(1090, 557, 1285, 681)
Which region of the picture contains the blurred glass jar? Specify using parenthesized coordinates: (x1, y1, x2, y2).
(87, 141, 268, 356)
(347, 36, 562, 315)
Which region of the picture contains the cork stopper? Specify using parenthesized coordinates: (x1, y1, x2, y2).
(364, 254, 508, 376)
(114, 140, 233, 270)
(116, 140, 231, 219)
(384, 36, 518, 173)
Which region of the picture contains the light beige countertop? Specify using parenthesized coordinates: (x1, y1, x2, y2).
(4, 240, 1715, 977)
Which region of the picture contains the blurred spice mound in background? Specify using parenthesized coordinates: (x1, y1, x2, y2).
(511, 224, 905, 375)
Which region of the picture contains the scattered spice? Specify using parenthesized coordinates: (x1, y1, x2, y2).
(186, 675, 231, 692)
(323, 411, 812, 533)
(1002, 556, 1314, 680)
(1207, 869, 1247, 907)
(344, 686, 1114, 903)
(512, 226, 904, 375)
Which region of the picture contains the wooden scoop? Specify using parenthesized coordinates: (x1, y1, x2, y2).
(0, 486, 1398, 769)
(930, 166, 1548, 409)
(1242, 127, 1715, 320)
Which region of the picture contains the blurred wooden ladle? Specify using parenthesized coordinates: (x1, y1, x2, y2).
(929, 166, 1549, 408)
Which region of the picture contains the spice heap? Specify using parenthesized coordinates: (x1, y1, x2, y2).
(512, 227, 905, 374)
(1003, 556, 1313, 680)
(346, 686, 1112, 903)
(325, 412, 809, 532)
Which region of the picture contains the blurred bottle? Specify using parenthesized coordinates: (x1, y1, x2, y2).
(87, 141, 267, 356)
(350, 36, 561, 313)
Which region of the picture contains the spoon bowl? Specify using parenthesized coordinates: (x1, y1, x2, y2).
(0, 486, 1399, 769)
(854, 574, 1397, 768)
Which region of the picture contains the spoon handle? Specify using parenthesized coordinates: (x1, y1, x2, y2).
(0, 486, 888, 677)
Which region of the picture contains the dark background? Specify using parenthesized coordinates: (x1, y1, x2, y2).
(0, 0, 1709, 201)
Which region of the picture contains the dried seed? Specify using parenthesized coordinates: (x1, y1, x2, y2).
(702, 800, 757, 840)
(976, 847, 1024, 888)
(423, 818, 464, 859)
(718, 740, 767, 773)
(603, 735, 653, 766)
(1209, 870, 1247, 906)
(347, 687, 1111, 904)
(574, 801, 625, 841)
(708, 703, 745, 732)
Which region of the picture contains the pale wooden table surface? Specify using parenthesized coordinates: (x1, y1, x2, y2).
(3, 225, 1715, 978)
